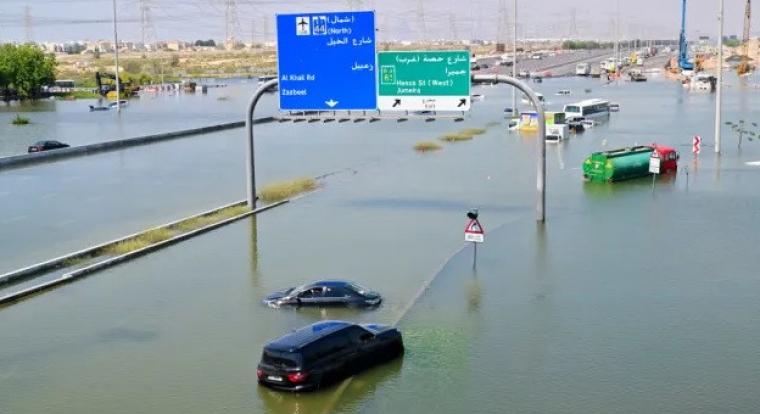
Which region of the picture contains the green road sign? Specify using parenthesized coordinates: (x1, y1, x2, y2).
(377, 51, 471, 111)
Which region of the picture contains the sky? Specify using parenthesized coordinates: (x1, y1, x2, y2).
(0, 0, 754, 44)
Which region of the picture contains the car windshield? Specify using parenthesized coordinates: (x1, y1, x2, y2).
(347, 283, 371, 295)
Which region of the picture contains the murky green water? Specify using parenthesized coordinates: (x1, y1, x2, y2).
(1, 74, 759, 413)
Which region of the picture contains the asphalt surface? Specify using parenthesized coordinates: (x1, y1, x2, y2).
(474, 49, 615, 77)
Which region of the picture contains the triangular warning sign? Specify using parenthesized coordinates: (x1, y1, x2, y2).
(465, 219, 484, 234)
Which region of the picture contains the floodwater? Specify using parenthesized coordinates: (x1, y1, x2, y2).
(1, 73, 760, 413)
(0, 78, 277, 157)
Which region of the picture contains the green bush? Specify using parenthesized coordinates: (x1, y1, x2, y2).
(11, 114, 29, 125)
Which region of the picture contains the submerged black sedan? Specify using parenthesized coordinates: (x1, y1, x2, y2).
(263, 280, 382, 308)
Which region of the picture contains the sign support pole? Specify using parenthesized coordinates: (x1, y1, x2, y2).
(473, 74, 546, 223)
(246, 79, 278, 209)
(473, 242, 477, 270)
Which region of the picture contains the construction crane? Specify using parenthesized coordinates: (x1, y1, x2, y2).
(678, 0, 694, 71)
(737, 0, 753, 75)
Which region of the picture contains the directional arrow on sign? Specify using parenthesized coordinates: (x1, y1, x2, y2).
(458, 98, 467, 108)
(393, 99, 401, 107)
(325, 99, 339, 108)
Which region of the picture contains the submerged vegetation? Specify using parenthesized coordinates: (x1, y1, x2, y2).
(11, 114, 30, 125)
(101, 204, 252, 256)
(440, 132, 475, 142)
(725, 120, 759, 148)
(102, 228, 174, 255)
(170, 205, 250, 233)
(413, 141, 443, 152)
(438, 125, 494, 143)
(460, 128, 487, 136)
(258, 177, 318, 202)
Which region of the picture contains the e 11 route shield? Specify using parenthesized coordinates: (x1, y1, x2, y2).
(276, 11, 377, 111)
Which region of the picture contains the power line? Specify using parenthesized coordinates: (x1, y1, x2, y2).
(449, 13, 458, 40)
(224, 0, 238, 48)
(24, 5, 33, 42)
(569, 7, 578, 38)
(497, 0, 507, 44)
(139, 0, 155, 46)
(416, 0, 426, 41)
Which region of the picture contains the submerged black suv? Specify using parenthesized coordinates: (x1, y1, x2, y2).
(257, 320, 404, 391)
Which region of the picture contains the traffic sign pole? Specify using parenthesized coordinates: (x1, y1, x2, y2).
(649, 150, 661, 195)
(464, 216, 484, 270)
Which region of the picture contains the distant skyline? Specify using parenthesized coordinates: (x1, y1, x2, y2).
(0, 0, 754, 44)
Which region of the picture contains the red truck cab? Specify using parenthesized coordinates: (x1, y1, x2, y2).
(651, 143, 679, 173)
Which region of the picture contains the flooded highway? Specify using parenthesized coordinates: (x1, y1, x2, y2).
(2, 73, 760, 413)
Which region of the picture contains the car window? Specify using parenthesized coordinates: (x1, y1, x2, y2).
(347, 283, 370, 295)
(298, 287, 324, 298)
(262, 350, 299, 368)
(344, 326, 374, 344)
(323, 287, 346, 298)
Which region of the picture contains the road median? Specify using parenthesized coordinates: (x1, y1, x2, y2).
(0, 117, 274, 171)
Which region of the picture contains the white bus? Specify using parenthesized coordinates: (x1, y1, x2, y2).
(563, 99, 610, 120)
(575, 62, 591, 76)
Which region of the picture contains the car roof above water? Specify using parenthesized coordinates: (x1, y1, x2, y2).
(302, 280, 353, 289)
(265, 320, 353, 352)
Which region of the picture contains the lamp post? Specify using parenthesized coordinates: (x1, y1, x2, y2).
(715, 0, 724, 154)
(112, 0, 121, 112)
(512, 0, 517, 115)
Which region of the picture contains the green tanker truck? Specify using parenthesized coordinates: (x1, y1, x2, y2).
(583, 144, 679, 182)
(583, 145, 658, 182)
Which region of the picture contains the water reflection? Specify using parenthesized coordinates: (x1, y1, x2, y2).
(582, 173, 677, 199)
(290, 305, 383, 320)
(257, 357, 403, 414)
(465, 264, 482, 314)
(249, 215, 260, 288)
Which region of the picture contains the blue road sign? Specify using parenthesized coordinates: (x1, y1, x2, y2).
(276, 11, 377, 111)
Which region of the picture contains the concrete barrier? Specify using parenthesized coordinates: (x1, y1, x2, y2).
(0, 200, 288, 306)
(0, 200, 248, 286)
(0, 117, 274, 171)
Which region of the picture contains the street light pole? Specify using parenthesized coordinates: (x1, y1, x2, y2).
(512, 0, 517, 115)
(715, 0, 724, 154)
(112, 0, 121, 112)
(474, 74, 546, 222)
(245, 79, 279, 209)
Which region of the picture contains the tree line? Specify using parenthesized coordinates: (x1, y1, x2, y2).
(0, 44, 57, 100)
(562, 40, 615, 50)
